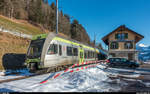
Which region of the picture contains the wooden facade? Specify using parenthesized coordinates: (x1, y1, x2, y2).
(102, 25, 144, 62)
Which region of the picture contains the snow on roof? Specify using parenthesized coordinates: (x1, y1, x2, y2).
(139, 43, 149, 47)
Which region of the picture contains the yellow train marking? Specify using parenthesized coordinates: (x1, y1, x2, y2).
(53, 37, 99, 52)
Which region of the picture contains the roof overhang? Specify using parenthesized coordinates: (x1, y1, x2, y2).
(102, 25, 144, 45)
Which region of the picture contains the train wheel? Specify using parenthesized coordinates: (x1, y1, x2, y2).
(61, 65, 66, 70)
(47, 67, 55, 73)
(31, 63, 35, 70)
(30, 63, 38, 72)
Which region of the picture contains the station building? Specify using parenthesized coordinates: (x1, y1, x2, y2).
(102, 25, 144, 62)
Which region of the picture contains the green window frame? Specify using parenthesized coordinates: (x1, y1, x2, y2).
(125, 33, 128, 39)
(110, 42, 119, 49)
(124, 42, 133, 49)
(115, 33, 128, 40)
(115, 34, 118, 39)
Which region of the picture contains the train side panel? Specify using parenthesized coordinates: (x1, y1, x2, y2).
(43, 38, 80, 68)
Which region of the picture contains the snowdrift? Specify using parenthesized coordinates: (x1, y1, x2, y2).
(0, 65, 121, 92)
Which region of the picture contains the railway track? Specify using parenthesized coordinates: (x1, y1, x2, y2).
(0, 72, 47, 84)
(0, 65, 67, 84)
(0, 65, 70, 84)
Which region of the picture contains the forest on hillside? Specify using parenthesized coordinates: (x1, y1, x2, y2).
(0, 0, 94, 45)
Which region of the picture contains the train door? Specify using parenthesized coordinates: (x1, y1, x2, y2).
(58, 43, 62, 63)
(44, 41, 59, 67)
(79, 46, 84, 65)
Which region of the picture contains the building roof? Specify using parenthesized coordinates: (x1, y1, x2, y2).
(102, 25, 144, 45)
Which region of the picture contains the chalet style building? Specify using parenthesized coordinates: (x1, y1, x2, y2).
(102, 25, 144, 62)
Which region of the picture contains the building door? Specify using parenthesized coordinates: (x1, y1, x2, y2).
(128, 53, 133, 61)
(109, 53, 116, 57)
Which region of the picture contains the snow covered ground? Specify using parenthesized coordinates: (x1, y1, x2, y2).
(0, 69, 32, 80)
(143, 62, 150, 64)
(0, 65, 121, 92)
(0, 64, 150, 92)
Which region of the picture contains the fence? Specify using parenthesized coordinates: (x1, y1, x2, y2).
(40, 60, 107, 84)
(0, 26, 32, 39)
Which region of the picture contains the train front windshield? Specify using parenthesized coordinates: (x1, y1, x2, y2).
(27, 39, 45, 59)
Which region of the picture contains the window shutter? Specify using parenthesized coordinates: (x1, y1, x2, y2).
(124, 43, 126, 49)
(115, 34, 118, 39)
(116, 42, 119, 49)
(130, 42, 133, 49)
(125, 33, 128, 39)
(110, 42, 113, 49)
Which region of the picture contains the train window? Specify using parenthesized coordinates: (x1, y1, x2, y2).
(59, 45, 62, 56)
(47, 44, 58, 55)
(80, 52, 83, 58)
(86, 51, 87, 58)
(84, 50, 88, 59)
(88, 51, 90, 59)
(90, 51, 92, 58)
(73, 48, 78, 56)
(92, 52, 94, 58)
(91, 52, 93, 58)
(94, 52, 96, 58)
(91, 51, 93, 58)
(84, 52, 86, 58)
(67, 46, 73, 56)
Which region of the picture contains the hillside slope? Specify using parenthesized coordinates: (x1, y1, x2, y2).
(0, 15, 46, 35)
(0, 0, 91, 45)
(0, 32, 30, 70)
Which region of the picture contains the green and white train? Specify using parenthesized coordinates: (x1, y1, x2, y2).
(25, 32, 106, 73)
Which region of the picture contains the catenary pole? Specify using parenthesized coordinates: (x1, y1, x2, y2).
(56, 0, 59, 34)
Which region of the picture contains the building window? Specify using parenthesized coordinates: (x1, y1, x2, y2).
(125, 33, 128, 39)
(110, 42, 119, 49)
(124, 42, 133, 49)
(115, 33, 128, 40)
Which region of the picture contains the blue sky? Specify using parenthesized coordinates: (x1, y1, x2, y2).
(48, 0, 150, 48)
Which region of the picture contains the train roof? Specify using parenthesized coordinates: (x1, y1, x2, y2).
(32, 32, 100, 52)
(32, 34, 48, 40)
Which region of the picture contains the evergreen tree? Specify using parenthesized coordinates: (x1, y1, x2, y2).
(0, 0, 92, 45)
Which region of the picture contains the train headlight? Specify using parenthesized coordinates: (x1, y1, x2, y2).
(24, 63, 27, 66)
